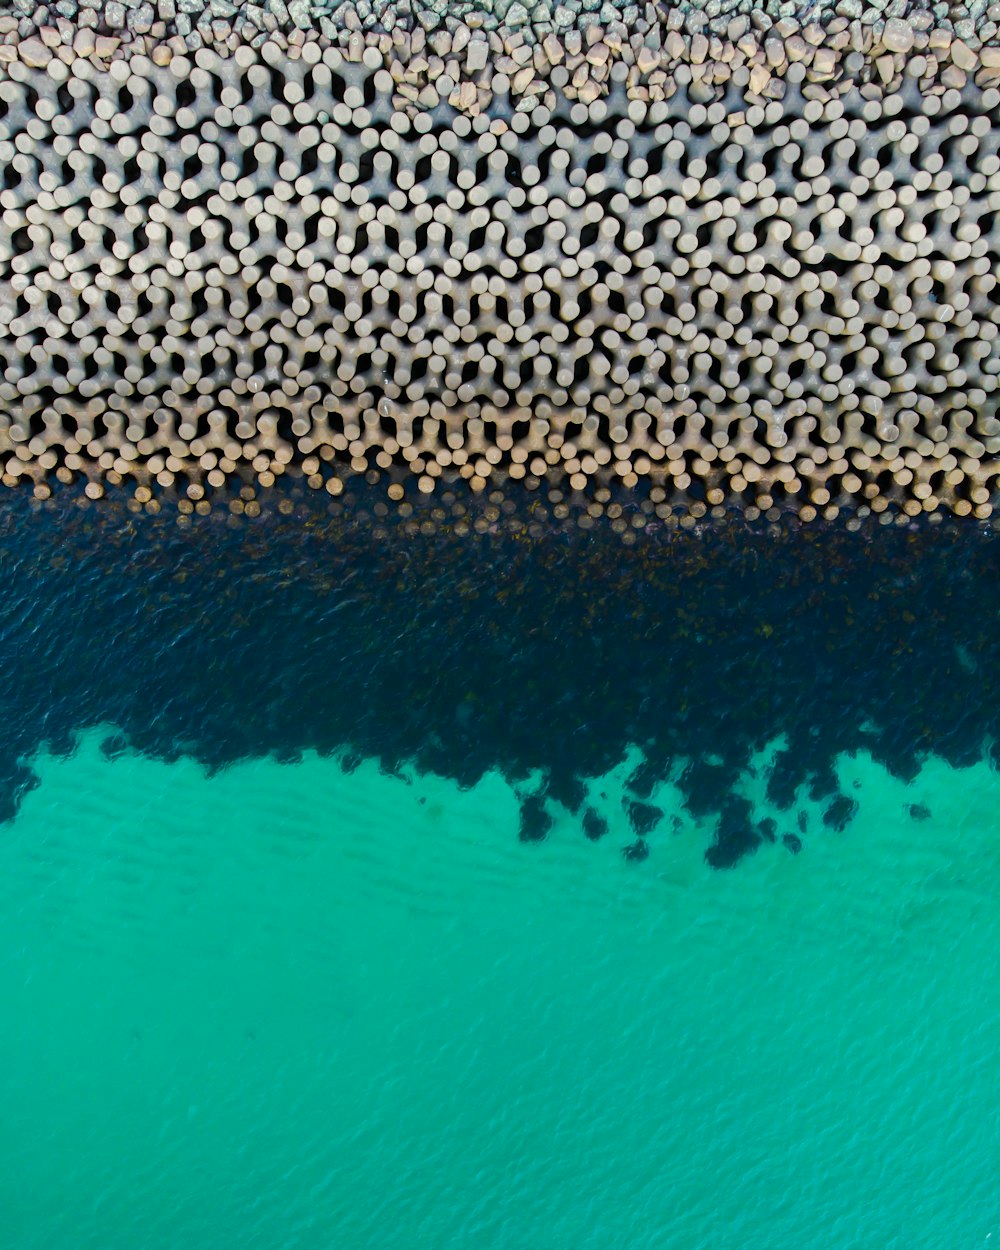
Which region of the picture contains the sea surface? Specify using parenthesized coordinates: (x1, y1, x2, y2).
(0, 482, 997, 1248)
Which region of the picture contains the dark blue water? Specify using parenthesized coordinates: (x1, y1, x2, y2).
(0, 478, 997, 867)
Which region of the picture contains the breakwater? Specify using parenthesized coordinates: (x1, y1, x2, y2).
(1, 0, 1000, 516)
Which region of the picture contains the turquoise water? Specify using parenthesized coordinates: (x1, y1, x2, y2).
(2, 730, 997, 1248)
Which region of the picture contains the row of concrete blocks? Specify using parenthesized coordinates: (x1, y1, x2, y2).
(0, 45, 998, 515)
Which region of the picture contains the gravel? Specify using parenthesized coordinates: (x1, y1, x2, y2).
(0, 0, 983, 42)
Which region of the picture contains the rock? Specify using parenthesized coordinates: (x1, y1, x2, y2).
(812, 45, 837, 74)
(542, 32, 562, 62)
(582, 807, 608, 840)
(105, 0, 126, 26)
(981, 45, 1000, 66)
(626, 799, 662, 836)
(636, 44, 657, 71)
(882, 16, 914, 53)
(18, 36, 52, 65)
(586, 39, 608, 64)
(823, 794, 858, 832)
(518, 794, 551, 843)
(130, 2, 155, 31)
(749, 62, 770, 92)
(785, 33, 809, 60)
(950, 37, 976, 68)
(466, 37, 487, 70)
(664, 30, 684, 58)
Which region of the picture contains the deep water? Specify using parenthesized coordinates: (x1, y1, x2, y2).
(0, 479, 997, 867)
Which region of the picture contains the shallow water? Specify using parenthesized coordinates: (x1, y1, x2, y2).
(0, 489, 998, 1246)
(1, 733, 998, 1249)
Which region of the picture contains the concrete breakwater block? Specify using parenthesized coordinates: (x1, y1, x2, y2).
(1, 2, 1000, 517)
